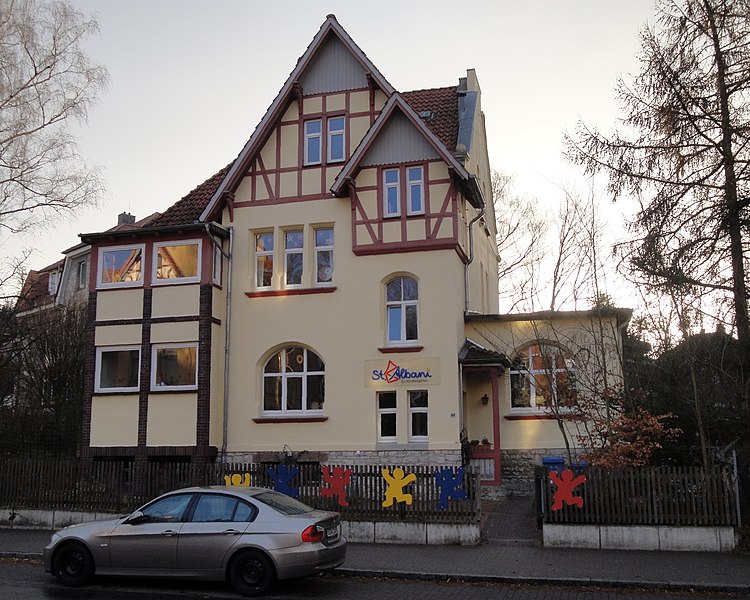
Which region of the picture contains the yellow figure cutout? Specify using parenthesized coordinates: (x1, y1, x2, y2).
(382, 467, 417, 507)
(224, 473, 251, 486)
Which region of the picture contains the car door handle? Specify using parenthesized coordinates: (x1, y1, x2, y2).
(161, 530, 177, 537)
(222, 529, 241, 535)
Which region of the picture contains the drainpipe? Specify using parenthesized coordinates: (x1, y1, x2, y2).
(220, 227, 234, 461)
(204, 224, 233, 462)
(464, 175, 486, 315)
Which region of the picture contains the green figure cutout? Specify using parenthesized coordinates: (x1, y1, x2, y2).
(382, 467, 417, 507)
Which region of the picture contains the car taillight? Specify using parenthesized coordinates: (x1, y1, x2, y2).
(301, 525, 325, 543)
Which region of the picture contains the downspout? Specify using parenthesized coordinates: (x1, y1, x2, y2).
(464, 174, 486, 315)
(221, 227, 233, 461)
(204, 224, 233, 462)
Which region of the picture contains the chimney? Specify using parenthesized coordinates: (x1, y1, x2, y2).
(118, 212, 135, 225)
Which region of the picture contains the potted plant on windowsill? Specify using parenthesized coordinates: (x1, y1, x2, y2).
(469, 438, 493, 458)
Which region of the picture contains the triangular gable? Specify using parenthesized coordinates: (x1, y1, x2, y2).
(331, 94, 477, 204)
(360, 111, 441, 166)
(199, 14, 395, 222)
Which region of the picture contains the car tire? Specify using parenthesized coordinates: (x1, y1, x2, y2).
(52, 542, 94, 587)
(228, 549, 276, 597)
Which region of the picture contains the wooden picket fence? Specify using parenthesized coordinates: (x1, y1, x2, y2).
(536, 464, 739, 526)
(0, 458, 480, 524)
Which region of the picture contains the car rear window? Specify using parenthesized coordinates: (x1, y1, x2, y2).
(253, 490, 314, 515)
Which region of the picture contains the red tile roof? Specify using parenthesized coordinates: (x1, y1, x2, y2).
(402, 86, 459, 153)
(15, 260, 64, 313)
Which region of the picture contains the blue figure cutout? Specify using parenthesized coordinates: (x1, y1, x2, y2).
(267, 463, 299, 497)
(434, 467, 467, 510)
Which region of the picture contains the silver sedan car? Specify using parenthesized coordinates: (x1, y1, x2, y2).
(44, 486, 346, 596)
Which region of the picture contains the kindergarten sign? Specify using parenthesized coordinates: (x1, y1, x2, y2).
(365, 357, 440, 387)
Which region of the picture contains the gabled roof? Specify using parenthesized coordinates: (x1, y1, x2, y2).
(15, 260, 64, 314)
(330, 93, 480, 206)
(199, 14, 395, 223)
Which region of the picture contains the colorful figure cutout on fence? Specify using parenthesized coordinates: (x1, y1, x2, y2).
(267, 464, 300, 497)
(434, 466, 467, 510)
(320, 466, 352, 507)
(223, 473, 251, 486)
(382, 467, 417, 507)
(549, 468, 587, 510)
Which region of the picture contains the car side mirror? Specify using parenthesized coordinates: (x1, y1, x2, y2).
(125, 510, 148, 525)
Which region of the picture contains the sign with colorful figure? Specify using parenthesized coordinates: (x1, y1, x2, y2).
(267, 463, 300, 497)
(382, 467, 417, 507)
(434, 467, 467, 509)
(223, 473, 251, 486)
(365, 358, 440, 387)
(320, 466, 352, 507)
(549, 468, 587, 510)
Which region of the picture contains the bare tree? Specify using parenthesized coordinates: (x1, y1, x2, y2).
(0, 0, 107, 237)
(491, 169, 547, 311)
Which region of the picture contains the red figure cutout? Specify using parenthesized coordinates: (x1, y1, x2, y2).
(320, 466, 352, 507)
(549, 468, 587, 510)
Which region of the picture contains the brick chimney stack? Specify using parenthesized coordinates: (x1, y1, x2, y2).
(118, 212, 135, 225)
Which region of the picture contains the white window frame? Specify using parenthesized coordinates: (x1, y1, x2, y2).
(406, 166, 425, 215)
(408, 390, 428, 442)
(97, 244, 145, 289)
(151, 343, 198, 391)
(327, 116, 345, 163)
(95, 345, 141, 393)
(262, 346, 325, 415)
(510, 343, 576, 413)
(152, 239, 202, 285)
(304, 119, 322, 165)
(383, 168, 400, 217)
(255, 231, 274, 289)
(377, 391, 398, 443)
(212, 242, 222, 286)
(284, 229, 304, 287)
(77, 259, 88, 290)
(386, 276, 419, 345)
(48, 271, 59, 296)
(314, 227, 334, 286)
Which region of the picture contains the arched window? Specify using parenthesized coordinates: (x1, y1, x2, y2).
(263, 346, 325, 413)
(510, 343, 576, 410)
(386, 276, 418, 344)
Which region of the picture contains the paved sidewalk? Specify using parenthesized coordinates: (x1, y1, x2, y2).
(2, 517, 750, 593)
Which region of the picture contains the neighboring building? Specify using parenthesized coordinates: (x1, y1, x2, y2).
(75, 15, 629, 493)
(15, 260, 65, 317)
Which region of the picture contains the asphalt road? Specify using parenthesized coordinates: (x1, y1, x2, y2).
(1, 559, 747, 600)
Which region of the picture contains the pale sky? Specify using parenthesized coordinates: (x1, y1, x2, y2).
(12, 0, 655, 278)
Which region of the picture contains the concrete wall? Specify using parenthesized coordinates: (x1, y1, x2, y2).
(543, 523, 737, 552)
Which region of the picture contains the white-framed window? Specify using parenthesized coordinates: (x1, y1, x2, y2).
(97, 244, 145, 288)
(406, 166, 424, 215)
(383, 169, 400, 217)
(314, 227, 334, 285)
(284, 230, 303, 286)
(327, 116, 345, 162)
(153, 240, 201, 285)
(386, 276, 418, 344)
(408, 390, 428, 441)
(212, 243, 222, 286)
(48, 271, 59, 296)
(510, 343, 577, 411)
(377, 391, 397, 442)
(95, 346, 140, 393)
(263, 346, 325, 414)
(255, 231, 274, 288)
(77, 260, 88, 290)
(304, 119, 322, 165)
(151, 343, 198, 391)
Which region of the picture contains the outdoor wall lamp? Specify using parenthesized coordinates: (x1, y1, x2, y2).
(481, 394, 489, 406)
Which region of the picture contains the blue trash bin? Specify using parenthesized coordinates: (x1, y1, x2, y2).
(542, 456, 565, 475)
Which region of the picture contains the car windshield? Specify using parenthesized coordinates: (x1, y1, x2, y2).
(253, 490, 314, 515)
